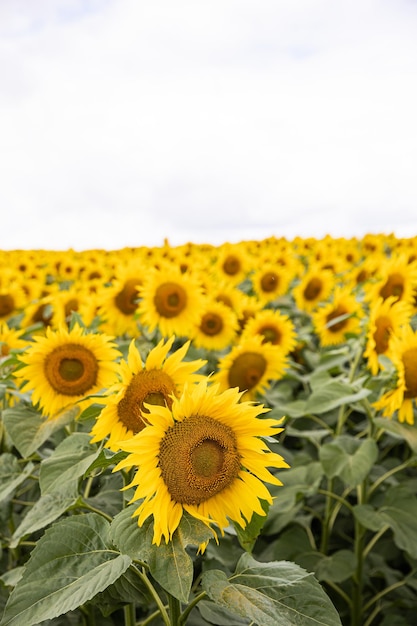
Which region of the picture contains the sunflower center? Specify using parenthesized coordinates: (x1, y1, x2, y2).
(44, 343, 99, 396)
(303, 277, 322, 301)
(402, 348, 417, 398)
(0, 294, 15, 317)
(222, 255, 241, 276)
(379, 273, 404, 300)
(228, 352, 267, 392)
(200, 312, 223, 336)
(158, 414, 241, 505)
(115, 278, 141, 315)
(260, 272, 278, 293)
(154, 282, 187, 318)
(117, 369, 176, 433)
(260, 324, 282, 345)
(326, 306, 348, 333)
(373, 316, 392, 354)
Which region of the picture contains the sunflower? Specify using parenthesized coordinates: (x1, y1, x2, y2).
(96, 260, 145, 337)
(364, 253, 417, 307)
(114, 380, 289, 545)
(190, 299, 240, 351)
(13, 324, 121, 419)
(312, 286, 364, 347)
(292, 264, 335, 314)
(137, 264, 206, 338)
(211, 335, 288, 400)
(0, 280, 27, 323)
(363, 296, 412, 375)
(212, 242, 251, 286)
(250, 261, 293, 305)
(240, 309, 297, 356)
(90, 336, 207, 450)
(0, 323, 28, 357)
(373, 324, 417, 424)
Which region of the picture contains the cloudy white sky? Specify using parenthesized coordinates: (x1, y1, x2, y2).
(1, 0, 417, 251)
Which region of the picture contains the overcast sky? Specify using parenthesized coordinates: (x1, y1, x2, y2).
(1, 0, 417, 251)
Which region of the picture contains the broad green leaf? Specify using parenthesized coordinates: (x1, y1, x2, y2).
(110, 505, 213, 603)
(373, 417, 417, 454)
(39, 432, 99, 495)
(306, 380, 371, 415)
(0, 454, 34, 503)
(0, 514, 131, 626)
(315, 549, 357, 583)
(202, 553, 342, 626)
(10, 492, 78, 548)
(2, 404, 79, 457)
(353, 504, 387, 532)
(378, 487, 417, 559)
(319, 436, 378, 486)
(198, 599, 251, 625)
(91, 565, 151, 617)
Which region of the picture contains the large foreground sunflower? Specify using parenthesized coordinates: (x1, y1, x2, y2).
(114, 380, 289, 545)
(373, 324, 417, 424)
(13, 324, 121, 419)
(90, 336, 207, 450)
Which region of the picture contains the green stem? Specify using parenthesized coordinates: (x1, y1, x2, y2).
(351, 483, 366, 626)
(124, 603, 136, 626)
(320, 478, 334, 555)
(367, 457, 416, 498)
(178, 591, 207, 625)
(167, 593, 181, 626)
(363, 578, 410, 614)
(133, 567, 170, 626)
(362, 524, 390, 559)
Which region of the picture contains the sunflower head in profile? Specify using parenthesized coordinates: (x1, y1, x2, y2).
(363, 296, 412, 375)
(114, 379, 289, 545)
(137, 264, 206, 338)
(90, 336, 207, 450)
(13, 324, 121, 419)
(211, 335, 288, 400)
(373, 324, 417, 425)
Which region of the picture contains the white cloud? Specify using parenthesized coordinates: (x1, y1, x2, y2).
(1, 0, 417, 249)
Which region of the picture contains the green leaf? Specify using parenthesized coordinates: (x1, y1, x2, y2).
(315, 549, 357, 583)
(0, 454, 34, 503)
(202, 553, 342, 626)
(39, 432, 99, 495)
(378, 487, 417, 559)
(92, 565, 151, 617)
(2, 404, 79, 458)
(373, 417, 417, 454)
(353, 504, 387, 532)
(319, 436, 378, 486)
(0, 514, 131, 626)
(9, 492, 78, 548)
(306, 379, 371, 415)
(110, 505, 213, 603)
(198, 599, 251, 625)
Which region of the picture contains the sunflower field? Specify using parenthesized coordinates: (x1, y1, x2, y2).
(1, 233, 417, 626)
